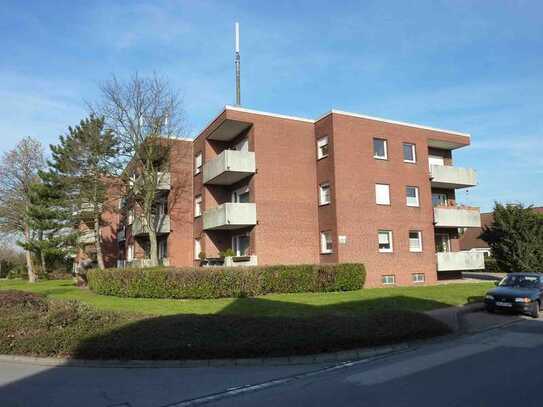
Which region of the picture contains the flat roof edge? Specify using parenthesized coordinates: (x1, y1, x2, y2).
(224, 105, 315, 123)
(323, 109, 471, 138)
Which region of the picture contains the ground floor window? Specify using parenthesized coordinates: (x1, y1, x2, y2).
(158, 237, 168, 259)
(378, 230, 393, 252)
(320, 231, 333, 254)
(435, 233, 451, 252)
(412, 273, 425, 283)
(409, 231, 423, 252)
(194, 238, 201, 260)
(382, 275, 395, 285)
(232, 234, 250, 256)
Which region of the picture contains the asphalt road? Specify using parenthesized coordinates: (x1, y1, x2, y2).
(0, 314, 541, 407)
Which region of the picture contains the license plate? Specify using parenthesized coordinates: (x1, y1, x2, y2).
(496, 301, 512, 307)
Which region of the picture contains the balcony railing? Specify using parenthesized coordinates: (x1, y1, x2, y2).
(436, 251, 485, 271)
(430, 165, 477, 189)
(78, 230, 96, 244)
(132, 214, 171, 235)
(203, 150, 256, 185)
(434, 206, 481, 228)
(203, 203, 257, 230)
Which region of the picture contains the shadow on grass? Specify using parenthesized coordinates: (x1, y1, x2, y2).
(72, 296, 452, 360)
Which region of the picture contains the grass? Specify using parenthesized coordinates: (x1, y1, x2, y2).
(0, 278, 493, 317)
(0, 290, 451, 360)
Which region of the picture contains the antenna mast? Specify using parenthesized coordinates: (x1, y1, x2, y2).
(234, 22, 241, 106)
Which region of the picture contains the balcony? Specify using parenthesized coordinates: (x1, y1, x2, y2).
(436, 251, 485, 271)
(78, 230, 96, 245)
(430, 165, 477, 189)
(132, 214, 171, 235)
(434, 206, 481, 228)
(203, 150, 256, 185)
(203, 203, 257, 230)
(157, 172, 171, 190)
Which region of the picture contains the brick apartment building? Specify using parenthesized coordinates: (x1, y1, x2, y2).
(107, 105, 484, 287)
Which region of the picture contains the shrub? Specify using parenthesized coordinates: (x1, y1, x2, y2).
(0, 290, 48, 312)
(87, 263, 366, 299)
(484, 257, 502, 273)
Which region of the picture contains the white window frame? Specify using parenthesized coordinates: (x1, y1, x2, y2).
(194, 152, 203, 175)
(403, 143, 417, 163)
(194, 195, 202, 217)
(382, 275, 396, 285)
(409, 230, 423, 252)
(378, 230, 393, 253)
(320, 231, 333, 254)
(232, 185, 250, 203)
(319, 182, 331, 205)
(412, 273, 425, 284)
(232, 233, 250, 257)
(373, 138, 388, 160)
(406, 186, 420, 207)
(127, 244, 134, 261)
(375, 183, 391, 205)
(428, 155, 445, 168)
(194, 238, 201, 260)
(317, 136, 329, 159)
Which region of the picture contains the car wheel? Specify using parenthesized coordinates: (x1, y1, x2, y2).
(531, 301, 540, 319)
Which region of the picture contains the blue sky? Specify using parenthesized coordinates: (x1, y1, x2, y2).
(0, 0, 541, 211)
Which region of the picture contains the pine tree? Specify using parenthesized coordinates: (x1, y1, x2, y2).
(19, 171, 76, 275)
(48, 115, 121, 269)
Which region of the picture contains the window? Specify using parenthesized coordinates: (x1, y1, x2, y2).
(409, 231, 423, 252)
(412, 273, 425, 283)
(158, 237, 168, 259)
(232, 186, 250, 203)
(194, 152, 203, 174)
(432, 193, 448, 207)
(194, 195, 202, 217)
(317, 136, 329, 159)
(319, 182, 331, 205)
(232, 234, 250, 256)
(127, 209, 134, 225)
(403, 143, 416, 163)
(378, 230, 393, 252)
(320, 231, 333, 254)
(435, 233, 451, 252)
(127, 244, 134, 261)
(373, 138, 388, 160)
(382, 275, 395, 285)
(375, 184, 390, 205)
(406, 186, 419, 207)
(194, 238, 201, 260)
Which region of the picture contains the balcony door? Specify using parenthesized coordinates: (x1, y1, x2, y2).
(432, 193, 448, 207)
(232, 185, 250, 203)
(428, 155, 445, 168)
(435, 233, 451, 252)
(232, 234, 250, 257)
(235, 137, 248, 152)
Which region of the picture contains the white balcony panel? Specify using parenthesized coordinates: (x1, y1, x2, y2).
(132, 215, 170, 235)
(430, 165, 477, 189)
(203, 150, 256, 185)
(437, 251, 485, 271)
(157, 172, 171, 190)
(434, 207, 481, 228)
(203, 203, 257, 230)
(78, 230, 96, 244)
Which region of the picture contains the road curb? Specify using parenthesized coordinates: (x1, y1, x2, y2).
(0, 344, 409, 369)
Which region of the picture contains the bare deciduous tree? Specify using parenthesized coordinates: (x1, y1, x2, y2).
(93, 73, 186, 267)
(0, 137, 45, 282)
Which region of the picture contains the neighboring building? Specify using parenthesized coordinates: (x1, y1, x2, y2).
(460, 207, 543, 256)
(114, 105, 485, 286)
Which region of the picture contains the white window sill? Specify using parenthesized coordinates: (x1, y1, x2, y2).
(317, 155, 329, 161)
(320, 251, 334, 255)
(379, 249, 393, 253)
(319, 202, 331, 207)
(374, 156, 388, 160)
(404, 160, 417, 164)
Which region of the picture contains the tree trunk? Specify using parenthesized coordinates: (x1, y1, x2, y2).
(94, 215, 105, 270)
(23, 224, 38, 282)
(40, 249, 47, 275)
(148, 228, 159, 267)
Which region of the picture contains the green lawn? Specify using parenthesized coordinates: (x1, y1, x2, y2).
(0, 278, 493, 317)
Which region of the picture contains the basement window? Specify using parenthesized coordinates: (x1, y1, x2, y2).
(382, 275, 395, 285)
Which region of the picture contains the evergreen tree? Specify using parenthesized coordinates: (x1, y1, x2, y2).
(19, 171, 76, 274)
(481, 203, 543, 273)
(48, 115, 121, 269)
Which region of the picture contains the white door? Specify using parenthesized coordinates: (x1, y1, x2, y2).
(428, 155, 445, 168)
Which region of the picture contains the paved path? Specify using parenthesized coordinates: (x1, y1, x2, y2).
(0, 310, 532, 407)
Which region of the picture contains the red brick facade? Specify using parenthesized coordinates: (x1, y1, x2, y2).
(113, 106, 480, 287)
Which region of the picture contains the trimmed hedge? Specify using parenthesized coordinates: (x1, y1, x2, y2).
(484, 257, 502, 273)
(87, 263, 366, 299)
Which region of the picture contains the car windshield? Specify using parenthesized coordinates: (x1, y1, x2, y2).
(499, 275, 540, 288)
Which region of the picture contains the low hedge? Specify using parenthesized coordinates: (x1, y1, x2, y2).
(87, 263, 366, 299)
